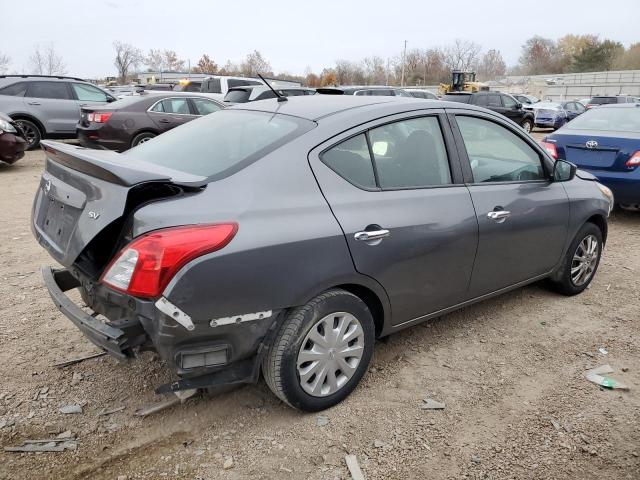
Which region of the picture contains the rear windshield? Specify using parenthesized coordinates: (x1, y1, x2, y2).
(224, 89, 251, 103)
(123, 110, 315, 179)
(564, 107, 640, 132)
(589, 97, 616, 105)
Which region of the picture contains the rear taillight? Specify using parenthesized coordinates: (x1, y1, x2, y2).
(626, 151, 640, 167)
(101, 223, 238, 298)
(87, 112, 113, 123)
(541, 141, 558, 159)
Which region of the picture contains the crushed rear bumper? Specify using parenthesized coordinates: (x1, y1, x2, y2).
(42, 267, 146, 360)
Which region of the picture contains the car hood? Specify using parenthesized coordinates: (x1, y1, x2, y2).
(575, 169, 597, 181)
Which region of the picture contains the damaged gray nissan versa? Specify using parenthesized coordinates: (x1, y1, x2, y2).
(32, 95, 613, 411)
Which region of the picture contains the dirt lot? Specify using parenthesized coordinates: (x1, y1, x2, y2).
(1, 144, 639, 480)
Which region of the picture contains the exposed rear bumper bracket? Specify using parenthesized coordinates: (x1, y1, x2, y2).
(42, 267, 144, 361)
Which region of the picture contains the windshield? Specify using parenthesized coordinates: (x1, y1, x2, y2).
(530, 103, 561, 110)
(123, 110, 315, 179)
(563, 106, 640, 132)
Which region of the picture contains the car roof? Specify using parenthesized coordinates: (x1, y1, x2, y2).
(228, 85, 312, 92)
(229, 95, 487, 121)
(598, 103, 640, 109)
(0, 74, 85, 82)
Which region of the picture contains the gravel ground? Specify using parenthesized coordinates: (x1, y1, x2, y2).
(0, 143, 639, 480)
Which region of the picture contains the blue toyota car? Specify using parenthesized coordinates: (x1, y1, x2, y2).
(542, 104, 640, 209)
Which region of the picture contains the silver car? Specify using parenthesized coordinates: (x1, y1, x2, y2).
(0, 75, 116, 148)
(32, 95, 613, 411)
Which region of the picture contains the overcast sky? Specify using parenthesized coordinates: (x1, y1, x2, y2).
(2, 0, 639, 78)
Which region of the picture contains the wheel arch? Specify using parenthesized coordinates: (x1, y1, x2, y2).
(8, 113, 46, 135)
(130, 129, 159, 148)
(326, 282, 388, 338)
(585, 213, 608, 245)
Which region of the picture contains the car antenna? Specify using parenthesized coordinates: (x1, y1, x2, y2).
(258, 74, 287, 102)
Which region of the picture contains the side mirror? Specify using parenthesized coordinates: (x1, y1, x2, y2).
(515, 102, 523, 109)
(553, 159, 577, 182)
(106, 96, 116, 103)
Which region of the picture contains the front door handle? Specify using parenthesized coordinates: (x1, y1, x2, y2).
(27, 101, 41, 106)
(487, 210, 511, 223)
(354, 229, 390, 241)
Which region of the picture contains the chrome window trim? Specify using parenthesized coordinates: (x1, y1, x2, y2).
(147, 96, 197, 116)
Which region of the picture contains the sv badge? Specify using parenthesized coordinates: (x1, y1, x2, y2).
(88, 211, 101, 220)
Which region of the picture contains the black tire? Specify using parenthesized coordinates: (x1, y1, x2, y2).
(262, 289, 375, 412)
(520, 118, 533, 133)
(14, 119, 42, 149)
(548, 222, 603, 296)
(131, 132, 156, 148)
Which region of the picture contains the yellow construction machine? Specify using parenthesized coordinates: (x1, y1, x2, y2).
(439, 70, 489, 95)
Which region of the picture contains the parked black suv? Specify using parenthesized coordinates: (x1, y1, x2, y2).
(444, 91, 535, 132)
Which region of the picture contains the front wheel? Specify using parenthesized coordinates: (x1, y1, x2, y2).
(520, 118, 533, 133)
(548, 223, 603, 296)
(14, 119, 42, 149)
(262, 289, 375, 411)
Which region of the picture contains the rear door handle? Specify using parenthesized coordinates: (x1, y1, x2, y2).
(487, 210, 511, 223)
(27, 101, 41, 106)
(354, 229, 390, 241)
(158, 119, 171, 124)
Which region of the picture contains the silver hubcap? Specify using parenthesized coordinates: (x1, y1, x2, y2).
(138, 136, 152, 144)
(16, 121, 37, 145)
(297, 312, 365, 397)
(571, 234, 599, 286)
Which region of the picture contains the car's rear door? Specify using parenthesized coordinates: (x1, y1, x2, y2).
(147, 97, 196, 131)
(23, 81, 77, 133)
(448, 110, 569, 297)
(308, 110, 478, 327)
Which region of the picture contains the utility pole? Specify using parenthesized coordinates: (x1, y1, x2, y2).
(386, 58, 390, 86)
(400, 40, 407, 87)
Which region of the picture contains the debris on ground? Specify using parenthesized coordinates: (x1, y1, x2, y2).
(373, 439, 386, 448)
(134, 389, 197, 417)
(59, 404, 83, 414)
(585, 365, 630, 390)
(598, 347, 608, 355)
(422, 398, 446, 410)
(344, 454, 365, 480)
(222, 456, 234, 470)
(4, 437, 78, 453)
(0, 419, 16, 429)
(97, 405, 125, 416)
(53, 351, 106, 368)
(316, 415, 329, 426)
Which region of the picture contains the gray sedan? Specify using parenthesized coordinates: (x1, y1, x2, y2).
(32, 96, 613, 411)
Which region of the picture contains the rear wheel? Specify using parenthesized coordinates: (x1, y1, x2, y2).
(548, 223, 603, 296)
(520, 118, 533, 133)
(14, 119, 42, 149)
(131, 132, 156, 148)
(262, 289, 375, 411)
(619, 203, 640, 212)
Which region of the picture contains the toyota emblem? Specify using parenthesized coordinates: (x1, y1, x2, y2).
(586, 140, 598, 149)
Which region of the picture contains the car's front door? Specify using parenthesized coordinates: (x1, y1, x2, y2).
(70, 83, 113, 113)
(23, 81, 77, 133)
(309, 111, 478, 326)
(449, 111, 570, 297)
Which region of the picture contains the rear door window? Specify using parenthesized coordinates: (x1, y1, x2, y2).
(369, 116, 452, 188)
(203, 78, 222, 93)
(26, 81, 71, 100)
(150, 98, 192, 114)
(321, 134, 376, 189)
(0, 82, 28, 96)
(456, 116, 545, 183)
(487, 94, 502, 107)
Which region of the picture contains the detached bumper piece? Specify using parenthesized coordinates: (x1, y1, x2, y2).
(42, 267, 146, 360)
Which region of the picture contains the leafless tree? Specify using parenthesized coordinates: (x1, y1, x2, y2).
(114, 41, 143, 83)
(476, 49, 506, 81)
(29, 44, 67, 76)
(362, 56, 387, 85)
(240, 50, 272, 77)
(193, 54, 218, 74)
(335, 59, 365, 85)
(0, 52, 9, 74)
(443, 39, 481, 72)
(145, 49, 164, 72)
(162, 50, 185, 72)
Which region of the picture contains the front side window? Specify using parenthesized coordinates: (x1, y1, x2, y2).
(456, 116, 545, 183)
(369, 117, 451, 188)
(502, 95, 517, 108)
(150, 98, 191, 114)
(0, 82, 28, 96)
(26, 81, 71, 100)
(72, 83, 110, 102)
(321, 134, 376, 189)
(191, 97, 222, 115)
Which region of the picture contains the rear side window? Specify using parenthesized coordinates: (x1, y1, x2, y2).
(26, 81, 71, 100)
(150, 98, 191, 114)
(224, 89, 252, 103)
(0, 82, 28, 96)
(191, 97, 222, 115)
(202, 78, 221, 93)
(125, 110, 314, 179)
(227, 79, 262, 89)
(321, 134, 376, 189)
(72, 83, 110, 102)
(456, 116, 545, 183)
(369, 117, 451, 188)
(487, 94, 501, 107)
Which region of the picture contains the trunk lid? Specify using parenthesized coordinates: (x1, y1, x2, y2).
(32, 141, 205, 268)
